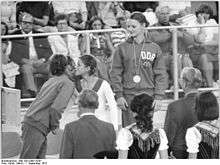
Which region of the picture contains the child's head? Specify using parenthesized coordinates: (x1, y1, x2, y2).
(50, 54, 68, 76)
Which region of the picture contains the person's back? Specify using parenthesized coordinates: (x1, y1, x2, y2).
(60, 89, 116, 159)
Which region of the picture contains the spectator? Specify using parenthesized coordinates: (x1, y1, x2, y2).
(9, 14, 52, 97)
(1, 22, 20, 88)
(75, 55, 120, 131)
(188, 4, 219, 87)
(1, 1, 17, 33)
(82, 16, 114, 82)
(48, 14, 81, 63)
(98, 2, 124, 28)
(186, 91, 219, 159)
(20, 54, 75, 159)
(149, 5, 194, 88)
(110, 11, 130, 48)
(60, 89, 116, 159)
(109, 12, 168, 127)
(86, 1, 100, 20)
(52, 1, 87, 29)
(16, 1, 50, 31)
(164, 67, 202, 159)
(116, 93, 168, 159)
(143, 8, 158, 26)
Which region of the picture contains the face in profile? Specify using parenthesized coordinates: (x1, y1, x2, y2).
(57, 19, 69, 32)
(126, 19, 144, 38)
(75, 59, 89, 76)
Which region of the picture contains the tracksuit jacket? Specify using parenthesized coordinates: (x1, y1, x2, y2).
(109, 33, 168, 100)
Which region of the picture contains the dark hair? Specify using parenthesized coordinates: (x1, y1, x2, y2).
(130, 12, 149, 27)
(1, 21, 8, 35)
(78, 89, 99, 109)
(88, 16, 105, 30)
(195, 91, 219, 122)
(80, 54, 97, 76)
(55, 14, 69, 26)
(196, 4, 214, 18)
(50, 54, 67, 76)
(130, 93, 154, 132)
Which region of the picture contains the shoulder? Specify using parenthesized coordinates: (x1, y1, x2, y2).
(167, 98, 184, 110)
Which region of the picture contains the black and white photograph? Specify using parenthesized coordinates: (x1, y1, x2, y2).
(0, 0, 219, 163)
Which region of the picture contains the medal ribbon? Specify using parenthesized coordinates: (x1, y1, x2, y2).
(133, 40, 145, 77)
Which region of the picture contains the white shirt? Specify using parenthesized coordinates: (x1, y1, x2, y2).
(80, 112, 95, 118)
(52, 1, 87, 14)
(48, 32, 81, 63)
(26, 31, 38, 60)
(185, 126, 202, 153)
(94, 79, 119, 131)
(116, 128, 169, 151)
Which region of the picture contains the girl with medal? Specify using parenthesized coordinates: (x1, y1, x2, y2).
(110, 12, 168, 127)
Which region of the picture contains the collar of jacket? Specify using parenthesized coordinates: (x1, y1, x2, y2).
(127, 31, 153, 44)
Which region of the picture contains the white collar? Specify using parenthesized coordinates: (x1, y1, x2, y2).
(80, 112, 95, 118)
(22, 30, 32, 35)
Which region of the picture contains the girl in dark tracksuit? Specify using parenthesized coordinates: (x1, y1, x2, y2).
(109, 12, 168, 127)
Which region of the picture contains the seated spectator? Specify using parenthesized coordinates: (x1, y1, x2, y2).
(110, 11, 130, 48)
(186, 91, 219, 159)
(149, 5, 194, 88)
(98, 2, 125, 28)
(16, 1, 50, 31)
(60, 89, 116, 159)
(116, 93, 168, 159)
(82, 16, 114, 82)
(52, 1, 87, 29)
(9, 14, 52, 97)
(19, 54, 75, 159)
(188, 4, 219, 87)
(1, 1, 17, 34)
(164, 67, 202, 159)
(48, 14, 81, 63)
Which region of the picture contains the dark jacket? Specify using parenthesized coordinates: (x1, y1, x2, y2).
(109, 32, 168, 99)
(9, 29, 52, 65)
(164, 92, 198, 153)
(60, 115, 116, 159)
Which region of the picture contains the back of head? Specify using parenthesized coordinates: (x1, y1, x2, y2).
(50, 54, 67, 76)
(78, 89, 99, 110)
(180, 67, 202, 90)
(130, 93, 154, 132)
(196, 91, 219, 122)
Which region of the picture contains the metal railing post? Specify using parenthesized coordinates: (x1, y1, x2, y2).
(86, 33, 90, 54)
(172, 28, 179, 100)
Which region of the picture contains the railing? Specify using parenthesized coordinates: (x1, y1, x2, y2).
(1, 24, 220, 102)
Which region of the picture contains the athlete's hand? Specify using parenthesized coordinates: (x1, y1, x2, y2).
(117, 97, 128, 111)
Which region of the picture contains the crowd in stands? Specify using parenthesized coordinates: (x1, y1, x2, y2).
(1, 1, 219, 159)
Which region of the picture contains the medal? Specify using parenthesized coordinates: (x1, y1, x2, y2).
(133, 75, 141, 83)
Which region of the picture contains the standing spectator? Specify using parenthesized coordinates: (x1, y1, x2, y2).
(16, 1, 50, 31)
(110, 11, 130, 48)
(86, 1, 100, 20)
(60, 89, 116, 159)
(20, 54, 75, 159)
(75, 55, 120, 131)
(149, 6, 194, 88)
(48, 14, 81, 63)
(186, 91, 219, 159)
(164, 67, 202, 159)
(9, 14, 52, 97)
(109, 12, 168, 127)
(98, 2, 124, 28)
(188, 4, 219, 87)
(83, 16, 114, 81)
(52, 1, 87, 29)
(1, 1, 17, 33)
